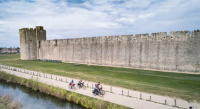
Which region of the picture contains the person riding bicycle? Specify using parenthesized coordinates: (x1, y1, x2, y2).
(70, 80, 74, 89)
(78, 79, 83, 87)
(97, 82, 101, 91)
(93, 82, 101, 94)
(93, 84, 98, 94)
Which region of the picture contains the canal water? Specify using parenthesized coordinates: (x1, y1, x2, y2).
(0, 79, 85, 109)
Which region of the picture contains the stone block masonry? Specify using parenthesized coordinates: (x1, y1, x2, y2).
(19, 27, 200, 72)
(19, 26, 46, 60)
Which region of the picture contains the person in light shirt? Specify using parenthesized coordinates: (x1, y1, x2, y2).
(78, 79, 83, 87)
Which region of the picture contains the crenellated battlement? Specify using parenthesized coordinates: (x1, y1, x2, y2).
(19, 26, 45, 32)
(38, 30, 200, 46)
(36, 26, 44, 30)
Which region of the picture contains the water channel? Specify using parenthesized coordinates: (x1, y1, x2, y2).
(0, 79, 85, 109)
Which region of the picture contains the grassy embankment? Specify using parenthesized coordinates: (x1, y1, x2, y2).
(0, 54, 200, 102)
(0, 70, 131, 109)
(0, 92, 21, 109)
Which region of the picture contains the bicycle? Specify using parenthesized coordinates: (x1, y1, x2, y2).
(77, 82, 86, 90)
(92, 88, 104, 97)
(68, 83, 76, 91)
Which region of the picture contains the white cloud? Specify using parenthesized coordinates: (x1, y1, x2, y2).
(0, 0, 200, 47)
(138, 14, 154, 19)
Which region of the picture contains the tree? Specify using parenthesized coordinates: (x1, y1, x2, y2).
(0, 48, 3, 53)
(16, 47, 20, 52)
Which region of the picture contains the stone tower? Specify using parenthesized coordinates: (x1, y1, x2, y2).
(19, 26, 46, 60)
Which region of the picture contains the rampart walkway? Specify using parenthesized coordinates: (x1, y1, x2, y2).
(1, 65, 199, 109)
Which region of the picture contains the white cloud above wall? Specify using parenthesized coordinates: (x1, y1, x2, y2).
(0, 0, 200, 47)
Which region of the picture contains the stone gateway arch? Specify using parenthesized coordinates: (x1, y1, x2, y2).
(19, 26, 200, 72)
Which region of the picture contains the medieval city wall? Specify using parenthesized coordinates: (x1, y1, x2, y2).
(37, 31, 200, 72)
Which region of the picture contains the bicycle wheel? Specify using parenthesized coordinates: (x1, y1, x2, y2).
(78, 85, 81, 89)
(68, 85, 71, 89)
(99, 92, 103, 97)
(82, 85, 86, 90)
(101, 90, 105, 95)
(73, 86, 76, 91)
(92, 90, 96, 96)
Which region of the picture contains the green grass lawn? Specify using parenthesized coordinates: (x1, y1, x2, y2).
(0, 103, 9, 109)
(0, 54, 200, 102)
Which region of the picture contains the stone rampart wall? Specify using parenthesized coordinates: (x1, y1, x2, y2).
(37, 31, 200, 72)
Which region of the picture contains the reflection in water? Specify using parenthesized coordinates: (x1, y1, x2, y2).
(0, 79, 85, 109)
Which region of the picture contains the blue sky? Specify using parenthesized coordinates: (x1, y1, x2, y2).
(0, 0, 200, 47)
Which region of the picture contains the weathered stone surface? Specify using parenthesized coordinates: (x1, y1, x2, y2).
(19, 26, 46, 60)
(19, 27, 200, 72)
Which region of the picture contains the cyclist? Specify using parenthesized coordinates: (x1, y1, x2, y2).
(95, 82, 101, 93)
(70, 80, 74, 89)
(97, 82, 101, 90)
(93, 84, 98, 94)
(78, 79, 83, 87)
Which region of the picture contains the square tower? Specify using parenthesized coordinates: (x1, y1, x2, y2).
(19, 26, 46, 60)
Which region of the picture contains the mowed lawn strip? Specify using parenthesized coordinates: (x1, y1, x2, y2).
(0, 54, 200, 102)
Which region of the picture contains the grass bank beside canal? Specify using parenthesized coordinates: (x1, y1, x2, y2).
(0, 92, 21, 109)
(1, 54, 200, 102)
(0, 71, 131, 109)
